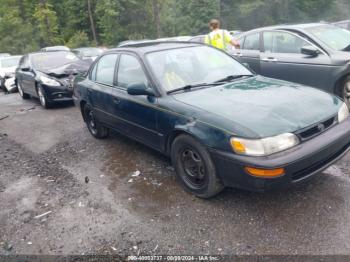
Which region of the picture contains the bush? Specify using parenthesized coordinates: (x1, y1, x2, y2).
(66, 31, 91, 48)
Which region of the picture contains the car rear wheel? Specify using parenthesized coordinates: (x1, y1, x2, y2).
(171, 134, 224, 198)
(18, 82, 30, 99)
(83, 104, 109, 139)
(342, 76, 350, 107)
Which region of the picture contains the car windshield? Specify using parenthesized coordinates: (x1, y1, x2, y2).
(31, 52, 79, 70)
(80, 48, 103, 57)
(146, 46, 252, 92)
(0, 56, 21, 68)
(306, 25, 350, 51)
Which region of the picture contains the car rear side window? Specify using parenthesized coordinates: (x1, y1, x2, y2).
(242, 33, 260, 50)
(94, 54, 118, 85)
(117, 55, 147, 89)
(263, 31, 309, 54)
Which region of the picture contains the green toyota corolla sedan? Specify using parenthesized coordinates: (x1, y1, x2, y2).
(74, 42, 350, 198)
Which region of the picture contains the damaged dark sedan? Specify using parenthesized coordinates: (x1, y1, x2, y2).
(74, 42, 350, 198)
(15, 51, 90, 108)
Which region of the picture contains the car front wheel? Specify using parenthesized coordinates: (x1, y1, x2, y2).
(342, 76, 350, 107)
(18, 82, 30, 99)
(83, 104, 109, 139)
(171, 134, 224, 198)
(37, 85, 52, 109)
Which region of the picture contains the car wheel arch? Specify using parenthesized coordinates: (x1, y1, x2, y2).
(335, 73, 350, 97)
(166, 128, 207, 156)
(80, 100, 87, 121)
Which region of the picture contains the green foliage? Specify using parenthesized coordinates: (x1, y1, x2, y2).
(0, 0, 348, 54)
(33, 1, 62, 46)
(66, 31, 90, 48)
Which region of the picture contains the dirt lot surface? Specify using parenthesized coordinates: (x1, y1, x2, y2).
(1, 92, 350, 256)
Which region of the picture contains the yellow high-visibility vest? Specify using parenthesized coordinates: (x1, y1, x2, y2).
(205, 29, 232, 50)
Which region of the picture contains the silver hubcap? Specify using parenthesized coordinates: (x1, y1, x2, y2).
(18, 84, 23, 97)
(38, 87, 46, 106)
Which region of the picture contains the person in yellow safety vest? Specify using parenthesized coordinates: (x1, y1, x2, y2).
(204, 19, 240, 50)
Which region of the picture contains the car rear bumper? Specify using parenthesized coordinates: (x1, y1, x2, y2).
(209, 117, 350, 191)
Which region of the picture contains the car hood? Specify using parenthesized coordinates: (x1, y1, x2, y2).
(172, 76, 343, 138)
(39, 60, 90, 78)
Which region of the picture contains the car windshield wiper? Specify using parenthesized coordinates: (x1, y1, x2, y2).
(214, 74, 253, 83)
(167, 82, 222, 94)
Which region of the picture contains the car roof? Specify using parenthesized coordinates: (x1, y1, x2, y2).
(333, 20, 350, 24)
(109, 41, 203, 55)
(28, 50, 74, 57)
(73, 47, 101, 51)
(242, 23, 330, 34)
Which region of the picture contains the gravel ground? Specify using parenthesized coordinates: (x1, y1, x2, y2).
(1, 92, 350, 257)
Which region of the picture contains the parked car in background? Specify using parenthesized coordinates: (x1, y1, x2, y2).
(232, 23, 350, 106)
(72, 47, 104, 64)
(333, 20, 350, 30)
(118, 40, 154, 47)
(41, 46, 70, 52)
(229, 30, 242, 37)
(0, 55, 22, 93)
(189, 35, 206, 43)
(16, 51, 89, 108)
(74, 42, 350, 198)
(0, 53, 11, 57)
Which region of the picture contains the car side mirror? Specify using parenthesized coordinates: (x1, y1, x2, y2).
(127, 83, 155, 96)
(301, 45, 320, 57)
(21, 67, 31, 72)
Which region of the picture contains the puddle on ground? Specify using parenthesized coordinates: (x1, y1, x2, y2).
(97, 134, 183, 216)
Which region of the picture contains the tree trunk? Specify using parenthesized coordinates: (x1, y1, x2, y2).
(152, 0, 161, 38)
(87, 0, 98, 46)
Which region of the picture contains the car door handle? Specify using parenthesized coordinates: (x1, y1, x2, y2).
(113, 97, 121, 104)
(261, 57, 278, 62)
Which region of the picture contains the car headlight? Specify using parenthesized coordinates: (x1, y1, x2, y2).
(338, 102, 349, 123)
(40, 75, 61, 87)
(231, 133, 299, 156)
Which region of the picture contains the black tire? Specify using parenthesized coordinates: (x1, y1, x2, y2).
(0, 78, 5, 91)
(83, 104, 109, 139)
(171, 134, 224, 198)
(37, 85, 52, 109)
(17, 82, 30, 99)
(341, 76, 350, 107)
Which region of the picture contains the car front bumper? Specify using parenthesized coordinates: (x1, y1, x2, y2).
(42, 84, 73, 102)
(210, 117, 350, 191)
